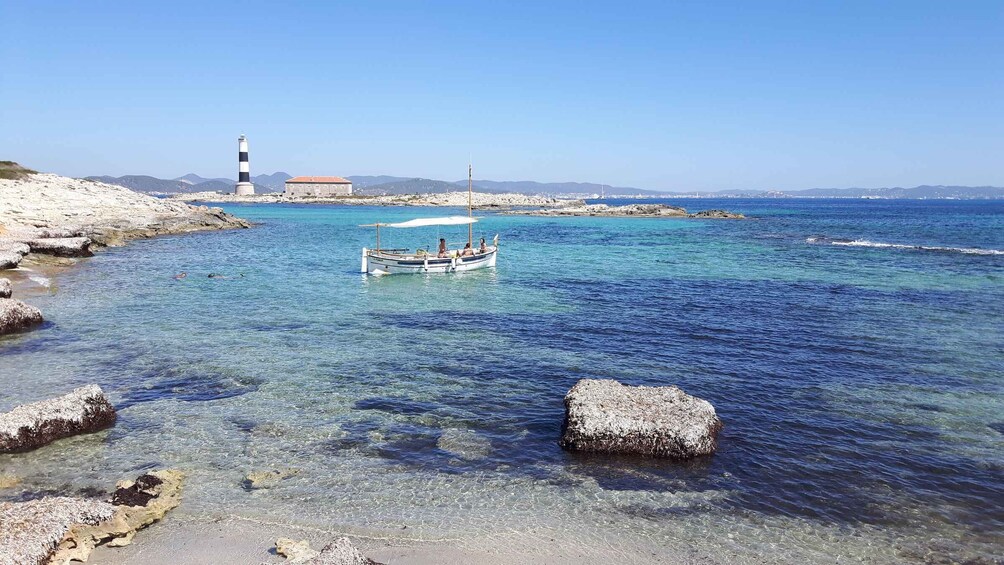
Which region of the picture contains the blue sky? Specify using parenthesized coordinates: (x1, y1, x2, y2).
(1, 1, 1001, 191)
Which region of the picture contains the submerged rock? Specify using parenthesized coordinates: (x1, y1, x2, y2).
(0, 385, 116, 453)
(0, 470, 184, 565)
(242, 468, 299, 490)
(26, 237, 93, 257)
(0, 298, 44, 335)
(560, 379, 723, 459)
(275, 537, 382, 565)
(0, 473, 20, 489)
(437, 428, 492, 460)
(0, 278, 11, 298)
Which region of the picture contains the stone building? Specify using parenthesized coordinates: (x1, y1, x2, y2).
(284, 176, 353, 197)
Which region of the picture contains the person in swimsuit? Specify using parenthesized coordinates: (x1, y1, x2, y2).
(478, 238, 487, 253)
(437, 238, 448, 258)
(461, 242, 475, 257)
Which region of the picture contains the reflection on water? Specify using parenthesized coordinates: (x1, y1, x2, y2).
(2, 199, 1002, 563)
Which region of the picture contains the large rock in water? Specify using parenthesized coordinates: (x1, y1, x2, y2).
(0, 278, 11, 298)
(0, 470, 184, 565)
(560, 379, 723, 458)
(0, 385, 116, 453)
(0, 298, 44, 335)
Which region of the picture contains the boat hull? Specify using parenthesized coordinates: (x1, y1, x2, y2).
(362, 248, 497, 275)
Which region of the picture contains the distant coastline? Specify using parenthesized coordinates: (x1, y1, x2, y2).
(87, 172, 1004, 201)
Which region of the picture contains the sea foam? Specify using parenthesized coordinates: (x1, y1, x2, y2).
(807, 237, 1003, 255)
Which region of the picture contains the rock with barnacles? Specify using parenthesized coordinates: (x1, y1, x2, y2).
(560, 379, 723, 459)
(0, 385, 116, 453)
(0, 469, 183, 565)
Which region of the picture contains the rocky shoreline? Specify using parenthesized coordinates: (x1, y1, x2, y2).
(172, 190, 578, 210)
(0, 164, 251, 335)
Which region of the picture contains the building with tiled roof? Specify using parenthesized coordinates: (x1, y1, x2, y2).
(284, 176, 353, 197)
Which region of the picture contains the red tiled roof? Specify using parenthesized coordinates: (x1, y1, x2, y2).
(286, 176, 351, 184)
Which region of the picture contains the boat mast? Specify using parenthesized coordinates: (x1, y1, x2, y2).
(468, 162, 473, 246)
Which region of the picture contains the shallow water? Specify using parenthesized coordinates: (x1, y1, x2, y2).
(2, 198, 1003, 563)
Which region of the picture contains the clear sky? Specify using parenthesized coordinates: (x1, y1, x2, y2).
(1, 1, 1001, 191)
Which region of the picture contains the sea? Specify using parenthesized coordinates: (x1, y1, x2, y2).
(2, 198, 1002, 563)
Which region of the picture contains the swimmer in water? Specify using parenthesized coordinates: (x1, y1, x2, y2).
(174, 272, 187, 280)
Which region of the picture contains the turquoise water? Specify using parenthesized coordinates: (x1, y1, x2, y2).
(2, 199, 1002, 563)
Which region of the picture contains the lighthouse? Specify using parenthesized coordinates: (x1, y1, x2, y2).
(234, 135, 254, 195)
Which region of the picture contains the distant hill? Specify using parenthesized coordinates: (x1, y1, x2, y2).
(86, 175, 194, 194)
(457, 179, 664, 197)
(175, 173, 233, 185)
(89, 173, 287, 194)
(346, 175, 411, 188)
(355, 178, 495, 196)
(251, 172, 292, 192)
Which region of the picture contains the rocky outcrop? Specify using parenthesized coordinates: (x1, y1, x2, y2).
(0, 385, 116, 453)
(0, 241, 30, 270)
(175, 190, 573, 209)
(0, 278, 11, 298)
(514, 203, 688, 217)
(276, 537, 382, 565)
(49, 470, 184, 562)
(560, 379, 723, 459)
(0, 298, 43, 335)
(26, 237, 93, 257)
(688, 209, 745, 219)
(0, 171, 251, 263)
(0, 497, 116, 565)
(508, 203, 746, 219)
(0, 470, 183, 565)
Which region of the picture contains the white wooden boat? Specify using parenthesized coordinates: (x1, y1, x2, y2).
(361, 164, 499, 276)
(360, 216, 498, 275)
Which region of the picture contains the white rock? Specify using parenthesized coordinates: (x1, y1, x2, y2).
(0, 385, 116, 453)
(560, 379, 723, 459)
(0, 298, 43, 335)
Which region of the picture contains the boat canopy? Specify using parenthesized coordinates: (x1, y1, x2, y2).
(361, 216, 478, 229)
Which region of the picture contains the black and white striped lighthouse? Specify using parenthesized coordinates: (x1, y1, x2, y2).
(234, 134, 254, 195)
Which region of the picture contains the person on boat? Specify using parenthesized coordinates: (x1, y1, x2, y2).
(437, 238, 448, 258)
(478, 238, 487, 253)
(461, 242, 475, 257)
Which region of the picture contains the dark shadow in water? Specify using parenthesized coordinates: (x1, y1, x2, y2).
(116, 364, 262, 409)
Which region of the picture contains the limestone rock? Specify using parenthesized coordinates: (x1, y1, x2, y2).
(275, 537, 382, 565)
(560, 379, 723, 459)
(49, 469, 185, 562)
(243, 468, 299, 490)
(276, 538, 320, 563)
(0, 278, 11, 298)
(0, 385, 116, 453)
(0, 470, 184, 565)
(0, 252, 22, 270)
(0, 298, 44, 335)
(26, 237, 93, 257)
(0, 497, 115, 565)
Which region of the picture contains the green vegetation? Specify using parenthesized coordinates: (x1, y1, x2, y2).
(0, 161, 37, 180)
